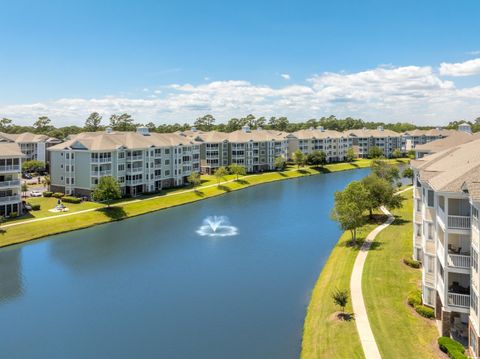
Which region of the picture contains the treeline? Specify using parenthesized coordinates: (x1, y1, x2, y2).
(1, 113, 478, 140)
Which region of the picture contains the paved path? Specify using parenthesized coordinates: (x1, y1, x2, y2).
(350, 206, 394, 359)
(350, 187, 412, 359)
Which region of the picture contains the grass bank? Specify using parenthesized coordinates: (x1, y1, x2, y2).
(300, 215, 385, 359)
(0, 158, 407, 248)
(362, 192, 441, 358)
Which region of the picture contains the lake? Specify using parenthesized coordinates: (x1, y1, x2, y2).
(0, 168, 371, 359)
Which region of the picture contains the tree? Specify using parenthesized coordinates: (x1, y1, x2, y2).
(228, 163, 246, 181)
(194, 114, 216, 131)
(33, 116, 52, 133)
(21, 182, 28, 197)
(274, 156, 286, 170)
(293, 149, 305, 168)
(84, 112, 102, 132)
(403, 167, 414, 185)
(392, 148, 402, 159)
(187, 172, 201, 192)
(42, 175, 51, 191)
(91, 176, 122, 207)
(407, 149, 416, 159)
(346, 148, 355, 163)
(109, 113, 136, 131)
(22, 160, 45, 173)
(368, 146, 384, 159)
(361, 174, 404, 218)
(331, 181, 369, 244)
(0, 118, 12, 131)
(214, 167, 229, 187)
(331, 289, 349, 313)
(307, 150, 327, 167)
(371, 158, 400, 184)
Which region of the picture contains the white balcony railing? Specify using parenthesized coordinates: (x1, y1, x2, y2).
(127, 155, 143, 161)
(93, 170, 112, 176)
(0, 195, 21, 203)
(447, 292, 470, 308)
(0, 180, 20, 188)
(128, 167, 143, 173)
(126, 179, 143, 185)
(447, 253, 471, 269)
(448, 215, 471, 230)
(0, 165, 20, 172)
(91, 157, 112, 163)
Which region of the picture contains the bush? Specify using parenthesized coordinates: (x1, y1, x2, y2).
(438, 336, 467, 359)
(43, 191, 53, 197)
(407, 290, 422, 307)
(52, 192, 64, 198)
(414, 304, 434, 319)
(9, 212, 17, 218)
(403, 257, 421, 269)
(28, 203, 41, 211)
(61, 196, 82, 204)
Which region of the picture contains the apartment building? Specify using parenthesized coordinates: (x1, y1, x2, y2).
(0, 132, 60, 163)
(0, 142, 23, 217)
(412, 138, 480, 357)
(291, 127, 351, 162)
(402, 128, 455, 151)
(182, 126, 290, 174)
(48, 127, 200, 197)
(344, 126, 403, 158)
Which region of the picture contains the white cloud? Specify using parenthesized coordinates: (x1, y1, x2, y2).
(468, 50, 480, 56)
(439, 58, 480, 77)
(2, 62, 480, 126)
(280, 73, 290, 80)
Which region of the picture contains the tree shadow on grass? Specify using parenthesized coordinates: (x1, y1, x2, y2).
(218, 185, 232, 192)
(236, 179, 250, 185)
(391, 218, 410, 226)
(194, 190, 205, 197)
(337, 312, 355, 321)
(98, 206, 128, 221)
(313, 166, 331, 173)
(297, 169, 310, 175)
(277, 172, 288, 177)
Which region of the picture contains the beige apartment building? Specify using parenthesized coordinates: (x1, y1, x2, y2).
(291, 127, 351, 162)
(0, 132, 60, 163)
(0, 142, 23, 217)
(412, 138, 480, 357)
(344, 126, 403, 158)
(48, 127, 200, 197)
(181, 126, 290, 174)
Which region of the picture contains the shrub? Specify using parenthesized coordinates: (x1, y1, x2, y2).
(61, 196, 82, 204)
(28, 203, 41, 211)
(414, 304, 434, 319)
(43, 191, 53, 197)
(407, 290, 422, 307)
(52, 192, 64, 198)
(403, 257, 421, 269)
(438, 336, 467, 359)
(9, 212, 18, 218)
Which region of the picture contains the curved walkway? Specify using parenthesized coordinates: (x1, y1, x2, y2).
(350, 206, 394, 359)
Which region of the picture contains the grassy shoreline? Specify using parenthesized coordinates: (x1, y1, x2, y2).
(301, 192, 440, 358)
(0, 158, 407, 249)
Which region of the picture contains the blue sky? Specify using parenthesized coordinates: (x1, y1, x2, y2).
(1, 0, 480, 126)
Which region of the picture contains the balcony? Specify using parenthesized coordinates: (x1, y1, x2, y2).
(126, 179, 143, 185)
(0, 195, 21, 203)
(447, 253, 471, 269)
(0, 165, 20, 173)
(0, 180, 20, 188)
(447, 293, 470, 308)
(92, 170, 112, 177)
(448, 215, 471, 230)
(127, 155, 143, 161)
(128, 167, 143, 174)
(91, 157, 112, 163)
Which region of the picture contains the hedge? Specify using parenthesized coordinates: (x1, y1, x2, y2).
(407, 290, 422, 307)
(414, 304, 434, 319)
(403, 257, 421, 269)
(438, 337, 467, 359)
(28, 203, 41, 211)
(61, 196, 82, 204)
(52, 192, 64, 198)
(43, 191, 53, 197)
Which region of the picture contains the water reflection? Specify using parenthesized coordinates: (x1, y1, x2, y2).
(0, 248, 23, 303)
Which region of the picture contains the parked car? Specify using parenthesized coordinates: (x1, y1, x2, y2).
(22, 173, 32, 179)
(30, 190, 42, 197)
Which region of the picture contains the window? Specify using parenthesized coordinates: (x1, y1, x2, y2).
(118, 164, 125, 171)
(428, 223, 433, 239)
(473, 249, 479, 273)
(472, 290, 478, 316)
(426, 255, 434, 274)
(165, 149, 170, 155)
(165, 170, 170, 176)
(427, 190, 434, 207)
(471, 327, 478, 355)
(473, 206, 479, 220)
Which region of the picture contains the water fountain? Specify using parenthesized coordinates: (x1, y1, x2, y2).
(196, 216, 238, 237)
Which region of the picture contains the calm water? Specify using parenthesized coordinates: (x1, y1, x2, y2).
(0, 168, 370, 359)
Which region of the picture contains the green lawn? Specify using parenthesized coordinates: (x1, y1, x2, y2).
(301, 217, 385, 359)
(16, 197, 102, 221)
(0, 158, 409, 248)
(362, 192, 441, 358)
